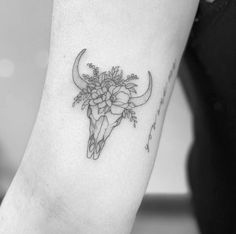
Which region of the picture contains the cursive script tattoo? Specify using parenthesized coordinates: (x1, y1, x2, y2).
(145, 60, 177, 152)
(72, 49, 153, 160)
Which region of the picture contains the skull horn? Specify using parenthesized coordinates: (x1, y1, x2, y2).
(72, 49, 88, 90)
(129, 71, 153, 107)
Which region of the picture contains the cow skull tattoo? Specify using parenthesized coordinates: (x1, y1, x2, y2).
(72, 49, 152, 160)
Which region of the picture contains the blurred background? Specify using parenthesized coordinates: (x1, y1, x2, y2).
(0, 0, 199, 233)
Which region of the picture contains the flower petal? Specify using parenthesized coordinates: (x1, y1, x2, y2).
(97, 88, 103, 95)
(91, 92, 98, 99)
(98, 101, 106, 108)
(94, 98, 103, 104)
(106, 92, 111, 100)
(113, 102, 129, 108)
(120, 103, 129, 108)
(102, 94, 106, 101)
(109, 86, 116, 93)
(106, 100, 112, 107)
(102, 87, 107, 93)
(104, 105, 110, 113)
(119, 86, 130, 95)
(112, 101, 124, 106)
(111, 105, 124, 115)
(113, 86, 121, 94)
(89, 100, 96, 106)
(116, 92, 130, 104)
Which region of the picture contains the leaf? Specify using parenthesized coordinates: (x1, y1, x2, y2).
(82, 74, 91, 81)
(129, 88, 137, 94)
(127, 111, 131, 118)
(117, 116, 122, 125)
(73, 93, 83, 104)
(112, 66, 119, 76)
(125, 74, 139, 82)
(128, 102, 135, 108)
(82, 88, 88, 94)
(87, 86, 91, 93)
(99, 72, 107, 83)
(72, 101, 77, 107)
(81, 99, 90, 110)
(126, 83, 137, 89)
(88, 83, 96, 89)
(82, 93, 90, 100)
(145, 144, 150, 152)
(117, 70, 123, 80)
(87, 106, 92, 116)
(122, 111, 125, 117)
(109, 66, 123, 81)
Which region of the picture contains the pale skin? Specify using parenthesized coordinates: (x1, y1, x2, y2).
(0, 0, 199, 233)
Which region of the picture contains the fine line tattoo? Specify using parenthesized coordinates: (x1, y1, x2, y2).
(145, 60, 177, 152)
(72, 49, 153, 160)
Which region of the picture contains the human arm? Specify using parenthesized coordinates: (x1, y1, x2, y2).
(0, 0, 199, 233)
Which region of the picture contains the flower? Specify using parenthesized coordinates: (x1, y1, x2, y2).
(89, 86, 108, 109)
(89, 85, 130, 115)
(107, 86, 130, 115)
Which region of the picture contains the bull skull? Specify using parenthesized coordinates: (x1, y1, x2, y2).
(73, 49, 152, 160)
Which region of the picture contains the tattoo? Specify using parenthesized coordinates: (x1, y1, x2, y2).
(72, 49, 153, 160)
(145, 60, 177, 153)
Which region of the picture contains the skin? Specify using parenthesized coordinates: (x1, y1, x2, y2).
(0, 0, 199, 233)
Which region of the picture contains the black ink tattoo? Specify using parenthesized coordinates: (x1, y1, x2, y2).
(72, 49, 153, 160)
(145, 60, 177, 152)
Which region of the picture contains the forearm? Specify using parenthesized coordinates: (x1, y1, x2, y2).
(0, 0, 198, 233)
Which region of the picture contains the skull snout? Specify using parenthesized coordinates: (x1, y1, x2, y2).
(87, 115, 108, 160)
(87, 107, 122, 160)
